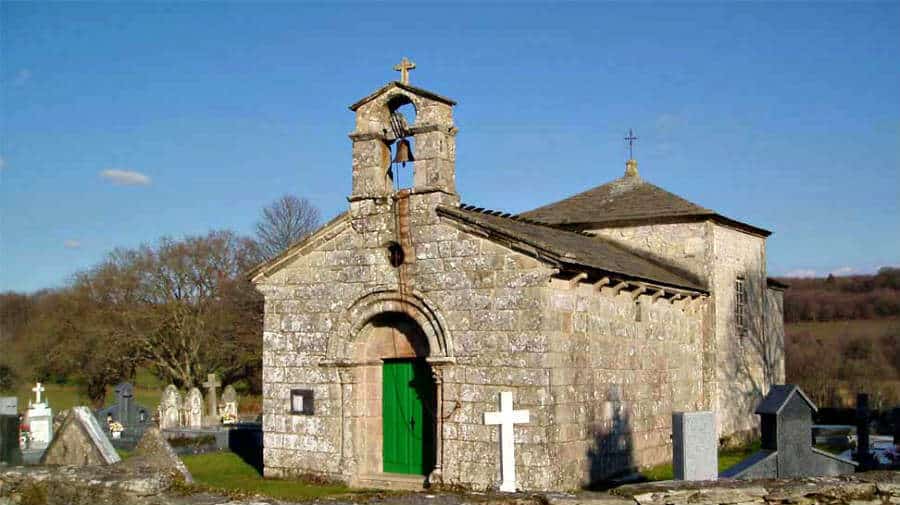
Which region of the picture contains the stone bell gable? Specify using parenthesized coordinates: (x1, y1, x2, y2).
(253, 62, 783, 491)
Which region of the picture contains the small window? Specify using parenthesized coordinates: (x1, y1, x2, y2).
(291, 389, 314, 415)
(735, 276, 747, 338)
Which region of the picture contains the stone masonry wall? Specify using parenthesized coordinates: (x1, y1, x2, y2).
(710, 224, 773, 438)
(590, 221, 784, 442)
(255, 192, 558, 491)
(544, 279, 707, 489)
(590, 223, 711, 284)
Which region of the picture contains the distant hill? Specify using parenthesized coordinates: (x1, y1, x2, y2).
(776, 267, 900, 409)
(775, 266, 900, 323)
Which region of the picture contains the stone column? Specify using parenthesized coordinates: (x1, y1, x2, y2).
(428, 364, 445, 486)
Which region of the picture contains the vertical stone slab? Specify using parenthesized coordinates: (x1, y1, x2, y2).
(186, 388, 204, 429)
(1, 397, 22, 465)
(672, 411, 717, 481)
(158, 385, 182, 429)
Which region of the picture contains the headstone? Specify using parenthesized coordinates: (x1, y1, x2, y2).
(221, 385, 238, 421)
(41, 406, 121, 465)
(892, 407, 900, 446)
(672, 411, 717, 481)
(854, 393, 874, 470)
(202, 373, 221, 426)
(130, 427, 193, 482)
(186, 388, 203, 428)
(158, 385, 182, 429)
(721, 384, 857, 479)
(484, 391, 530, 493)
(95, 382, 152, 436)
(25, 382, 53, 448)
(1, 397, 22, 465)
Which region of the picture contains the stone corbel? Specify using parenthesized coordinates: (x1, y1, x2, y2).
(569, 272, 588, 290)
(610, 281, 629, 296)
(631, 285, 647, 300)
(594, 276, 610, 292)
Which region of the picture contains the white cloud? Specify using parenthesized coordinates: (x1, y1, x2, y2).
(829, 266, 857, 276)
(13, 69, 31, 86)
(64, 240, 81, 249)
(785, 269, 817, 278)
(100, 169, 151, 186)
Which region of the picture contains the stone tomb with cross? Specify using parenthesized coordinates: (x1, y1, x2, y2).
(95, 382, 152, 447)
(25, 382, 53, 449)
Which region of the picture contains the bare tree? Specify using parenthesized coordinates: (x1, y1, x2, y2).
(254, 195, 321, 262)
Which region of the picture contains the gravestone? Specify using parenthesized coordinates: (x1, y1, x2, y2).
(1, 396, 22, 465)
(95, 382, 152, 435)
(158, 385, 182, 429)
(186, 388, 204, 428)
(25, 382, 53, 448)
(721, 384, 856, 479)
(855, 393, 875, 470)
(221, 385, 238, 421)
(130, 427, 193, 482)
(41, 406, 121, 466)
(202, 373, 221, 426)
(893, 407, 900, 446)
(672, 411, 717, 481)
(484, 391, 530, 492)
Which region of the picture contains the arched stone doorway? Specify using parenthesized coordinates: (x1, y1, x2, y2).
(352, 312, 437, 482)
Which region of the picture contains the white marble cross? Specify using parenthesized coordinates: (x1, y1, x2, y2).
(32, 382, 45, 404)
(484, 391, 530, 492)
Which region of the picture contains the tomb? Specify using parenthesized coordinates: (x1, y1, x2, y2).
(721, 384, 856, 479)
(41, 406, 121, 466)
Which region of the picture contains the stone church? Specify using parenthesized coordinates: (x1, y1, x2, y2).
(250, 63, 786, 491)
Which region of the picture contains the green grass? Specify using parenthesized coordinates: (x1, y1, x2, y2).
(181, 452, 354, 500)
(640, 441, 761, 481)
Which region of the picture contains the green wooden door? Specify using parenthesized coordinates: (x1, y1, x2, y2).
(382, 359, 435, 475)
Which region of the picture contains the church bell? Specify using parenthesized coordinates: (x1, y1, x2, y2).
(392, 138, 414, 166)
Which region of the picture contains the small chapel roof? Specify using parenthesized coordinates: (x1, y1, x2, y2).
(438, 205, 706, 292)
(755, 384, 817, 415)
(519, 163, 771, 237)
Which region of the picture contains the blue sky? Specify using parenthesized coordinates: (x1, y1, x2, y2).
(2, 2, 898, 292)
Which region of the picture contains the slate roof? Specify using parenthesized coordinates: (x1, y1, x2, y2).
(755, 384, 818, 415)
(519, 173, 771, 237)
(437, 205, 706, 292)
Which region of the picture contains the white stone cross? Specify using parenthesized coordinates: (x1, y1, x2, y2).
(484, 391, 530, 492)
(32, 382, 45, 404)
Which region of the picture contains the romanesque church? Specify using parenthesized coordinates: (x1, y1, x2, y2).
(251, 63, 786, 491)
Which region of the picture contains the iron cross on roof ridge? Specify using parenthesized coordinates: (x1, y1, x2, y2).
(625, 128, 638, 159)
(393, 57, 416, 85)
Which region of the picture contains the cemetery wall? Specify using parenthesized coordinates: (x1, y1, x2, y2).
(544, 278, 707, 489)
(255, 194, 557, 490)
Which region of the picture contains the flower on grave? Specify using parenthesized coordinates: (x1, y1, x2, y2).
(221, 413, 237, 425)
(109, 421, 125, 433)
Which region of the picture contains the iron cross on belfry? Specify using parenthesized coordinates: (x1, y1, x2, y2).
(625, 129, 638, 159)
(394, 57, 416, 85)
